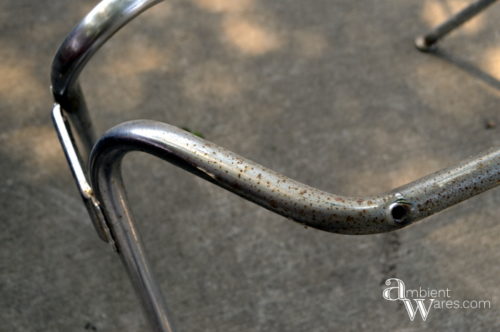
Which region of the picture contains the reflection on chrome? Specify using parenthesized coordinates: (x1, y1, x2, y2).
(50, 1, 500, 331)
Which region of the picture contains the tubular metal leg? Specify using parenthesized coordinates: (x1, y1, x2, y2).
(50, 0, 500, 331)
(415, 0, 497, 51)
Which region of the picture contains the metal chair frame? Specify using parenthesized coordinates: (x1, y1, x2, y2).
(51, 1, 500, 331)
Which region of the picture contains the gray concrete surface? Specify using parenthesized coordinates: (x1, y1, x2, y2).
(1, 0, 499, 331)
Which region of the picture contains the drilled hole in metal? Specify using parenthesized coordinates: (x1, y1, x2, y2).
(390, 204, 410, 223)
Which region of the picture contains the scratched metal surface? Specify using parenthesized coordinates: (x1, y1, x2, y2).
(1, 0, 499, 331)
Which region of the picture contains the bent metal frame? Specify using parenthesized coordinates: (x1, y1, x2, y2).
(51, 1, 499, 331)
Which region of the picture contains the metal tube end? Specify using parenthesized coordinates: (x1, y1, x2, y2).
(414, 36, 436, 52)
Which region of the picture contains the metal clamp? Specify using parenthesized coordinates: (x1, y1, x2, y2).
(51, 1, 500, 331)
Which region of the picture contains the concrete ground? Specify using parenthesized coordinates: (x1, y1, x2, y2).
(1, 0, 499, 331)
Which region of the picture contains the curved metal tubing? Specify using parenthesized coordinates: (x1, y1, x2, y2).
(91, 121, 500, 235)
(415, 0, 497, 51)
(50, 0, 500, 331)
(51, 0, 162, 157)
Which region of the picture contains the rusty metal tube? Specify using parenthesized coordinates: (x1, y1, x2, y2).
(50, 0, 500, 331)
(90, 121, 500, 237)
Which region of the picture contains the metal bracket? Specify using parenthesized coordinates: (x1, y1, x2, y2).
(51, 104, 114, 247)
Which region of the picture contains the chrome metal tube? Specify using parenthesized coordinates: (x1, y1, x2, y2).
(51, 1, 174, 331)
(51, 0, 162, 156)
(415, 0, 497, 51)
(90, 121, 500, 236)
(50, 0, 500, 331)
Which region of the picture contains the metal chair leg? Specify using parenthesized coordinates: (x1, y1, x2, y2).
(415, 0, 497, 52)
(50, 0, 500, 330)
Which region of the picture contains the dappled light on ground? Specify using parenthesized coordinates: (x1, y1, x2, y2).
(191, 0, 282, 56)
(481, 46, 500, 81)
(191, 0, 254, 13)
(0, 47, 44, 106)
(0, 126, 64, 180)
(222, 15, 282, 55)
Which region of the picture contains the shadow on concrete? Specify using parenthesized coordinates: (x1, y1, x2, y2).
(428, 48, 500, 91)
